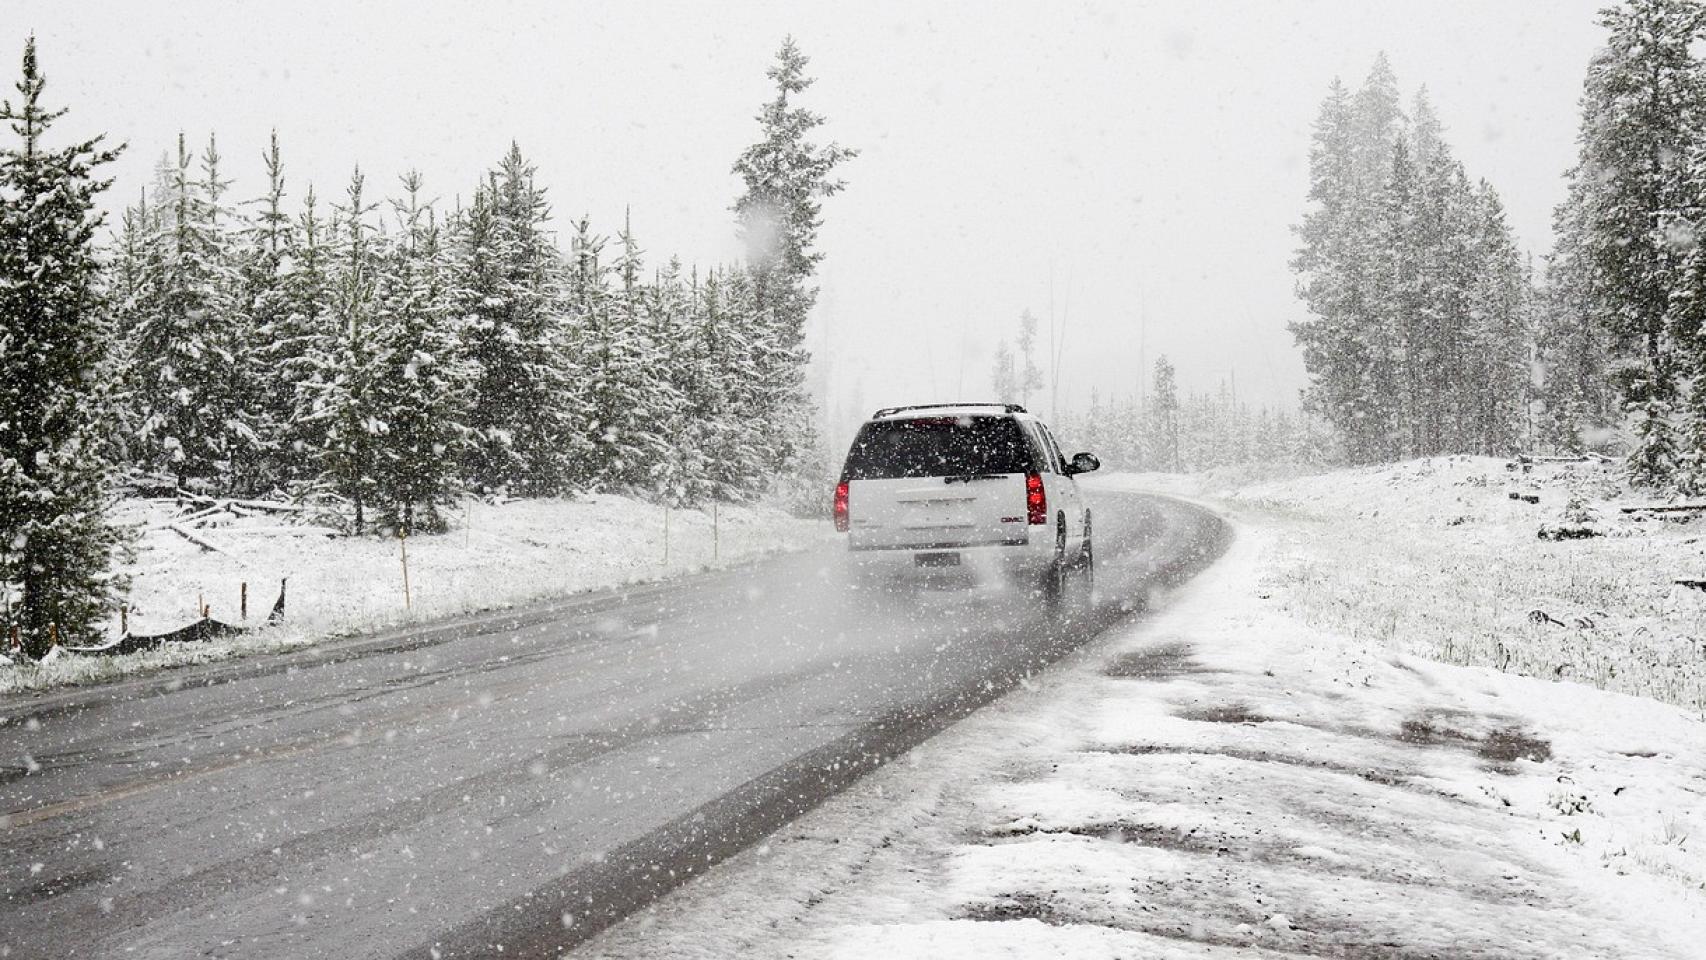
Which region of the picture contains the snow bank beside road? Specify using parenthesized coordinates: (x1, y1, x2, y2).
(0, 495, 828, 696)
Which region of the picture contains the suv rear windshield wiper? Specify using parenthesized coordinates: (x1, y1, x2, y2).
(943, 473, 1008, 484)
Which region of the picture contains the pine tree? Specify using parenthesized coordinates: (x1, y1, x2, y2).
(990, 339, 1018, 401)
(1630, 397, 1681, 486)
(1465, 184, 1533, 455)
(1539, 173, 1615, 454)
(732, 37, 855, 490)
(237, 131, 300, 494)
(456, 144, 576, 495)
(1150, 356, 1181, 472)
(126, 133, 246, 491)
(1295, 54, 1539, 465)
(276, 187, 335, 488)
(684, 267, 765, 501)
(308, 168, 382, 531)
(642, 257, 694, 504)
(1564, 0, 1706, 483)
(1015, 309, 1044, 408)
(1291, 74, 1394, 463)
(107, 191, 155, 470)
(733, 37, 856, 351)
(570, 213, 664, 489)
(369, 172, 466, 531)
(0, 37, 130, 655)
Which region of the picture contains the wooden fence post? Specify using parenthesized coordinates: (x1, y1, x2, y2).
(240, 582, 248, 621)
(399, 528, 412, 610)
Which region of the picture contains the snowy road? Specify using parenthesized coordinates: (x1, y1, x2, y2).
(0, 491, 1227, 959)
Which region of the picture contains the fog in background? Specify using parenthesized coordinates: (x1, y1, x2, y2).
(13, 0, 1604, 449)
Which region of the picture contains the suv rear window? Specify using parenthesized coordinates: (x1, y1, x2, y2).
(841, 416, 1035, 480)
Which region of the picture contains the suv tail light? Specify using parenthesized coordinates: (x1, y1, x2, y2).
(834, 480, 850, 532)
(1025, 473, 1047, 525)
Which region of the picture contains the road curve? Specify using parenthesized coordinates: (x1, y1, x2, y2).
(0, 491, 1228, 959)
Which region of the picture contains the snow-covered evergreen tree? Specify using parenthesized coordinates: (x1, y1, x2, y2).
(732, 37, 855, 492)
(125, 133, 249, 492)
(641, 257, 694, 504)
(1015, 309, 1044, 408)
(1294, 54, 1539, 465)
(1464, 184, 1533, 455)
(107, 191, 156, 470)
(368, 172, 466, 531)
(236, 131, 299, 494)
(684, 266, 766, 501)
(306, 169, 382, 531)
(1150, 356, 1181, 472)
(455, 144, 576, 495)
(990, 339, 1018, 401)
(0, 37, 130, 654)
(1562, 0, 1706, 483)
(569, 213, 663, 489)
(1539, 174, 1616, 454)
(1291, 75, 1390, 463)
(274, 187, 336, 489)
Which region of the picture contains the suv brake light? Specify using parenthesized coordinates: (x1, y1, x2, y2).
(834, 480, 850, 532)
(1025, 473, 1047, 525)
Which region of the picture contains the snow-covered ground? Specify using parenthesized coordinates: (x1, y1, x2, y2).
(578, 465, 1706, 959)
(0, 495, 828, 695)
(1220, 456, 1706, 712)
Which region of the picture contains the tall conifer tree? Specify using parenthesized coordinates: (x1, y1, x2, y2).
(0, 38, 129, 654)
(732, 38, 855, 492)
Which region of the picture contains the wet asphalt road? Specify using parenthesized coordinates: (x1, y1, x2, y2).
(0, 491, 1227, 959)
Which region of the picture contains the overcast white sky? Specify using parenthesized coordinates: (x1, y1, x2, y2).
(10, 0, 1606, 444)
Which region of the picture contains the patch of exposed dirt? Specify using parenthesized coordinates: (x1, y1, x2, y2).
(1176, 701, 1269, 724)
(1102, 641, 1202, 680)
(1477, 726, 1552, 764)
(962, 880, 1555, 960)
(986, 814, 1521, 902)
(1098, 743, 1444, 798)
(1395, 709, 1551, 767)
(959, 891, 1071, 925)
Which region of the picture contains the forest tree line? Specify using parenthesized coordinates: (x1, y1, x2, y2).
(1294, 1, 1706, 494)
(1544, 0, 1706, 490)
(110, 135, 814, 531)
(1056, 356, 1336, 475)
(0, 37, 850, 655)
(989, 310, 1329, 474)
(1290, 55, 1533, 468)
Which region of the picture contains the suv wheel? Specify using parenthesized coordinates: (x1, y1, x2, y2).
(1069, 515, 1095, 620)
(1077, 513, 1095, 591)
(1040, 519, 1068, 608)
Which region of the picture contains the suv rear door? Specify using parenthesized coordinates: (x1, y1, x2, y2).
(841, 416, 1035, 550)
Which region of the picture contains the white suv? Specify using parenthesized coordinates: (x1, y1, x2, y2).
(833, 403, 1099, 601)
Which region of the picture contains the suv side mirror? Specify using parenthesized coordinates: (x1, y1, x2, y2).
(1066, 452, 1100, 476)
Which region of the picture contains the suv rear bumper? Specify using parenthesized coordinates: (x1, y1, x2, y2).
(845, 536, 1054, 582)
(848, 536, 1028, 551)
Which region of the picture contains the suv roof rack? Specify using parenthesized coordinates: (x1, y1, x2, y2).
(871, 402, 1027, 419)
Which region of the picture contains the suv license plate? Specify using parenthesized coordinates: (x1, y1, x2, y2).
(915, 552, 961, 568)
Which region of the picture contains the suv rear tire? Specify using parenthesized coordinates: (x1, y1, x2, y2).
(1039, 519, 1069, 608)
(1070, 517, 1095, 620)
